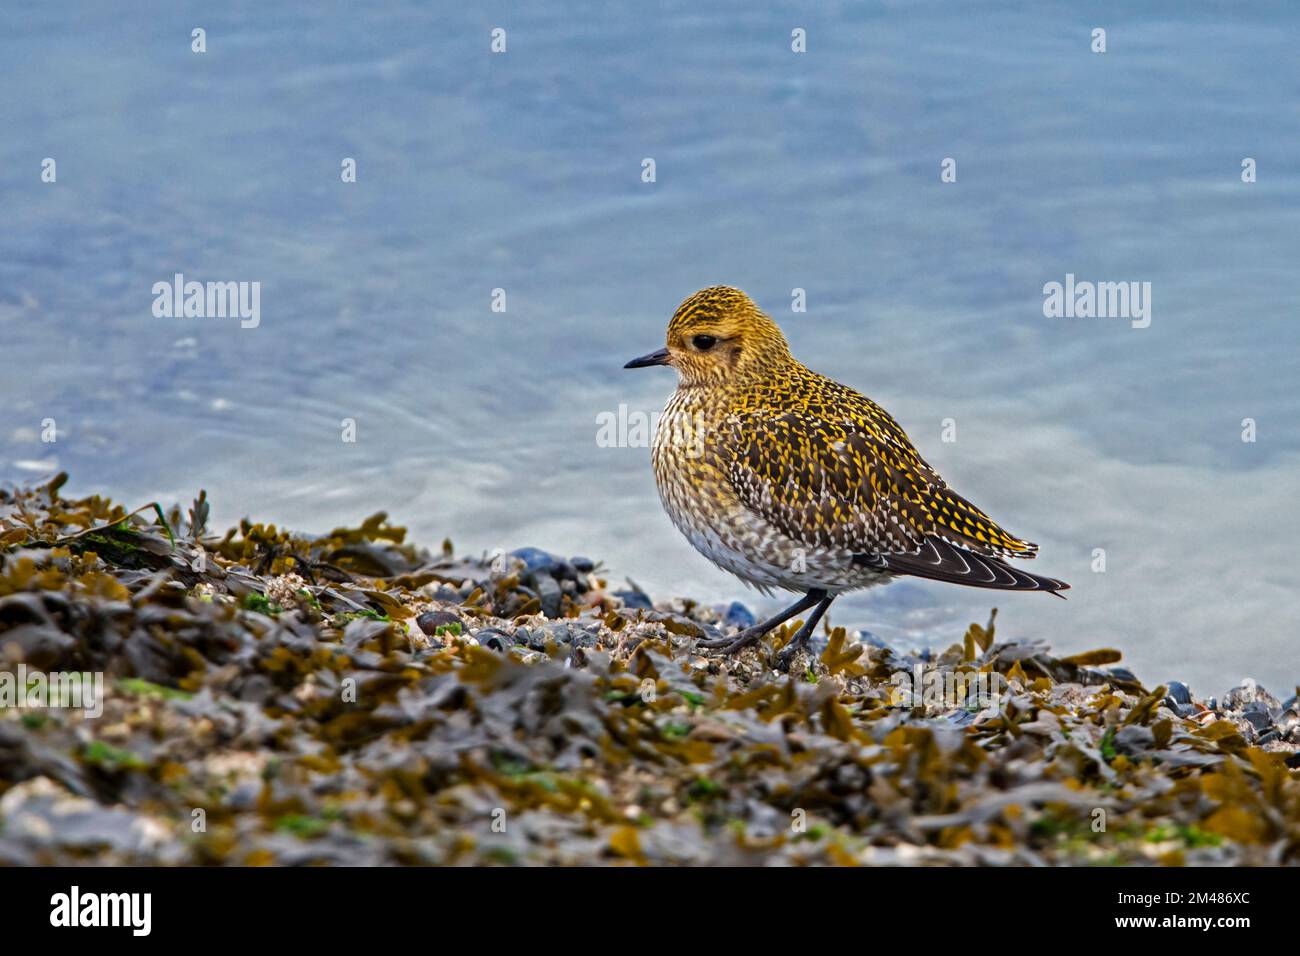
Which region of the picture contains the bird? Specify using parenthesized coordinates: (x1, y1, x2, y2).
(624, 286, 1068, 669)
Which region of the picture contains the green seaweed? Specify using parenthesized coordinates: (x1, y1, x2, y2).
(241, 592, 283, 615)
(117, 678, 193, 701)
(82, 740, 147, 771)
(274, 815, 330, 838)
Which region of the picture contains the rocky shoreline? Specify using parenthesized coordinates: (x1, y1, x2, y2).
(1, 474, 1297, 865)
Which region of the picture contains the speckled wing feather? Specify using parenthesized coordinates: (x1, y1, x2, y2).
(718, 371, 1068, 593)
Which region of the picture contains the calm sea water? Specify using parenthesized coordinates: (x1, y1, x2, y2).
(2, 1, 1297, 693)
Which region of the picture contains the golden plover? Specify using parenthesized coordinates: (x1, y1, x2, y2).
(625, 286, 1068, 666)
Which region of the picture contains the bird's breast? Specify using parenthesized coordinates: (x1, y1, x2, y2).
(649, 389, 887, 594)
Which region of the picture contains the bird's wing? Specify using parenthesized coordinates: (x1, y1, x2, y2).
(854, 538, 1069, 593)
(717, 377, 1047, 569)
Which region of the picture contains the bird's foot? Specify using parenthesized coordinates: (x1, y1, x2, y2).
(698, 624, 771, 654)
(698, 591, 828, 657)
(772, 624, 815, 672)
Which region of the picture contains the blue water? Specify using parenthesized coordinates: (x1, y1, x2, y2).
(2, 1, 1297, 693)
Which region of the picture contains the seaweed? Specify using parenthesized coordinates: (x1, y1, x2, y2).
(0, 476, 1297, 866)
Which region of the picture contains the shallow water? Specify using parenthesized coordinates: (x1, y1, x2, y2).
(2, 1, 1297, 693)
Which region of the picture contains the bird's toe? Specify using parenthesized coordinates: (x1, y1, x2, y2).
(773, 636, 810, 672)
(699, 626, 766, 654)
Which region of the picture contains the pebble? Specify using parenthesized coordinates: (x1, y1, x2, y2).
(416, 609, 462, 637)
(857, 630, 891, 650)
(1242, 707, 1273, 734)
(722, 601, 755, 629)
(543, 622, 572, 645)
(534, 575, 562, 618)
(238, 674, 275, 704)
(1223, 682, 1281, 715)
(1104, 666, 1140, 685)
(510, 547, 562, 575)
(613, 589, 653, 611)
(509, 547, 584, 586)
(536, 621, 603, 648)
(477, 629, 510, 652)
(1114, 724, 1156, 756)
(1278, 708, 1300, 738)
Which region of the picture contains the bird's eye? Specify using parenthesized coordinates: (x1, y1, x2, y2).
(692, 335, 717, 351)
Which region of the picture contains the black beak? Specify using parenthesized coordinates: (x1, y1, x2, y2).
(623, 347, 671, 369)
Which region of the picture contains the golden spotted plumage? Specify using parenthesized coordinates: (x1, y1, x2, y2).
(633, 286, 1068, 603)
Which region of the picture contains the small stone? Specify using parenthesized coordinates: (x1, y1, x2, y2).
(1223, 682, 1281, 716)
(722, 601, 755, 629)
(857, 630, 891, 650)
(832, 763, 868, 792)
(697, 623, 724, 643)
(614, 589, 653, 611)
(477, 629, 510, 652)
(237, 674, 274, 704)
(510, 547, 563, 575)
(534, 575, 563, 618)
(416, 610, 462, 637)
(1278, 709, 1300, 738)
(1113, 724, 1156, 756)
(1104, 666, 1139, 685)
(510, 626, 532, 647)
(540, 622, 572, 645)
(0, 624, 76, 670)
(1242, 708, 1273, 733)
(1165, 681, 1192, 705)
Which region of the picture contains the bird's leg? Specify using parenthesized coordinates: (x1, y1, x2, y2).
(700, 590, 828, 654)
(773, 594, 835, 671)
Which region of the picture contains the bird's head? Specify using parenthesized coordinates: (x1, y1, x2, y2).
(624, 286, 791, 386)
